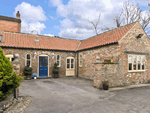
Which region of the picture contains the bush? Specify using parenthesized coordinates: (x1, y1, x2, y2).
(23, 63, 32, 79)
(0, 47, 24, 101)
(52, 62, 59, 78)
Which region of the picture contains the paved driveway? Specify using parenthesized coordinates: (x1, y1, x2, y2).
(20, 77, 150, 113)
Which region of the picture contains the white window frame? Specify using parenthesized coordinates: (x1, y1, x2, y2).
(25, 54, 32, 67)
(128, 54, 145, 72)
(79, 54, 82, 67)
(56, 55, 61, 67)
(5, 55, 13, 61)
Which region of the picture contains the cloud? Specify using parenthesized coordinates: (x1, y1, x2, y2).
(44, 34, 55, 37)
(14, 2, 47, 34)
(49, 0, 150, 39)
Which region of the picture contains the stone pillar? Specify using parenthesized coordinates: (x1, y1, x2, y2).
(11, 54, 20, 98)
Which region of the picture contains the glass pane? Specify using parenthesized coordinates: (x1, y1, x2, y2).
(71, 64, 74, 68)
(80, 55, 82, 58)
(133, 56, 136, 64)
(137, 56, 141, 63)
(80, 61, 82, 65)
(27, 60, 30, 66)
(138, 64, 141, 70)
(57, 61, 59, 66)
(27, 54, 30, 59)
(141, 56, 145, 63)
(71, 59, 74, 63)
(128, 55, 132, 63)
(44, 57, 48, 67)
(57, 55, 59, 60)
(67, 59, 70, 63)
(39, 57, 43, 67)
(67, 64, 70, 68)
(129, 63, 132, 70)
(142, 64, 144, 70)
(133, 64, 136, 70)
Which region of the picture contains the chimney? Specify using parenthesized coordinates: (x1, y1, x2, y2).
(16, 11, 20, 19)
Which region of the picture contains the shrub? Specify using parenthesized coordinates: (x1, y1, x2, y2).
(23, 63, 32, 79)
(52, 62, 59, 78)
(0, 47, 24, 101)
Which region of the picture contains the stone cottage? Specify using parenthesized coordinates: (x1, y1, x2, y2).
(0, 12, 150, 88)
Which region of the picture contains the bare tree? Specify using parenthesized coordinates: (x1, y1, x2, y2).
(113, 0, 150, 31)
(113, 11, 124, 28)
(87, 13, 101, 36)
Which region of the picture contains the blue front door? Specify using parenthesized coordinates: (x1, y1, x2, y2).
(39, 56, 48, 77)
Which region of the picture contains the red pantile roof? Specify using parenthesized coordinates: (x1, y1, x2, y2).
(77, 22, 137, 50)
(0, 31, 80, 51)
(0, 22, 137, 51)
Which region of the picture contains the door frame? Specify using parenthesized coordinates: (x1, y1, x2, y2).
(66, 57, 75, 76)
(38, 54, 49, 77)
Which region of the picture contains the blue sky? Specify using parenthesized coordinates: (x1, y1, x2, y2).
(0, 0, 149, 40)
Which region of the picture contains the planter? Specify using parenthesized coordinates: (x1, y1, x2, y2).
(103, 83, 109, 90)
(34, 75, 37, 79)
(26, 75, 31, 80)
(53, 74, 59, 78)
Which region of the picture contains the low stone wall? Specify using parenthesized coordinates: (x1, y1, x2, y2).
(94, 63, 123, 88)
(0, 93, 14, 113)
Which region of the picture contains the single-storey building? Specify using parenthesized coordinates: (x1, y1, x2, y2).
(1, 11, 150, 88)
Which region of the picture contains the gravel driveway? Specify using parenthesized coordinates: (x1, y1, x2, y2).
(19, 77, 150, 113)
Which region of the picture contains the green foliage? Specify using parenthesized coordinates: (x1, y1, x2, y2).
(0, 47, 24, 101)
(23, 65, 32, 76)
(52, 62, 59, 78)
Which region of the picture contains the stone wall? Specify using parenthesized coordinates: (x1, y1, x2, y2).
(118, 22, 150, 86)
(1, 48, 76, 77)
(79, 22, 150, 88)
(78, 44, 120, 80)
(94, 63, 120, 88)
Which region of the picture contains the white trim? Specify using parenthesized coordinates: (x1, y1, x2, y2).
(25, 53, 32, 67)
(128, 54, 145, 72)
(66, 57, 75, 76)
(38, 54, 49, 77)
(5, 54, 13, 61)
(56, 54, 61, 67)
(119, 22, 138, 43)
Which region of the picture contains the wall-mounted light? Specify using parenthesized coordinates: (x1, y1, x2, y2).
(52, 53, 55, 59)
(136, 34, 143, 39)
(34, 52, 37, 59)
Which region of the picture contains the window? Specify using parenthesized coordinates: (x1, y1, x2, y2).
(56, 55, 61, 67)
(5, 55, 14, 62)
(79, 54, 82, 67)
(0, 35, 2, 42)
(26, 54, 31, 67)
(66, 58, 74, 69)
(67, 59, 70, 69)
(128, 55, 145, 72)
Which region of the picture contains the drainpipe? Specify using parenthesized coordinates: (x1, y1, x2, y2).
(76, 52, 79, 77)
(75, 41, 81, 77)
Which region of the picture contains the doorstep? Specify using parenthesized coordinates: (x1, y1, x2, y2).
(37, 76, 52, 79)
(108, 84, 150, 92)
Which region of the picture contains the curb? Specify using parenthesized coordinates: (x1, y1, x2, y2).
(108, 84, 150, 92)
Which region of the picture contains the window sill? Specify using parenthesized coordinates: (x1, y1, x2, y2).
(128, 70, 145, 72)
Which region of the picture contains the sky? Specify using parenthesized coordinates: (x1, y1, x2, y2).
(0, 0, 149, 40)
